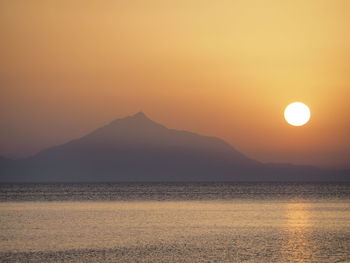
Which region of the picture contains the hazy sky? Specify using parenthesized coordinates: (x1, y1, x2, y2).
(1, 0, 350, 168)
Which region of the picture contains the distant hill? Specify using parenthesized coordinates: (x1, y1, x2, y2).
(1, 112, 349, 182)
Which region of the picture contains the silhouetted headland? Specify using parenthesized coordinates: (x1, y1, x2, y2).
(1, 112, 349, 182)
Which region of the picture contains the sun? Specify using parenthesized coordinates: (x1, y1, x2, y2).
(284, 102, 311, 126)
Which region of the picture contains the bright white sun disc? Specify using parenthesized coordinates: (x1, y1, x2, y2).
(284, 102, 311, 126)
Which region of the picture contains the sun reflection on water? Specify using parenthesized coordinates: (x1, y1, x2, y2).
(283, 202, 313, 263)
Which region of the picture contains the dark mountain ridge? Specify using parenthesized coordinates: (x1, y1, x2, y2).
(1, 112, 349, 182)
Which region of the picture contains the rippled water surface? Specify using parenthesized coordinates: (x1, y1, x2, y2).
(0, 183, 349, 262)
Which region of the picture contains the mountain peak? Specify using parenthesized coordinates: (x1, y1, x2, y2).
(132, 111, 148, 119)
(111, 111, 151, 123)
(108, 111, 164, 130)
(125, 111, 155, 124)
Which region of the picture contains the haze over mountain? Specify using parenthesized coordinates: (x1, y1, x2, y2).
(1, 112, 349, 182)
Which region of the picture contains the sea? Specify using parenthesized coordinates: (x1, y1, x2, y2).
(0, 183, 349, 263)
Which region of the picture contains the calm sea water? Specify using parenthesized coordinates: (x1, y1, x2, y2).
(0, 183, 349, 263)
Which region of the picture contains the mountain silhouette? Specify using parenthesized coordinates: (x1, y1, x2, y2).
(1, 112, 349, 182)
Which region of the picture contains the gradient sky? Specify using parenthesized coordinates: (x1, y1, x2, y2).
(1, 0, 350, 168)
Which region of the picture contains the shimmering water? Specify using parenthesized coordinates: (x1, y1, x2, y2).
(0, 183, 349, 263)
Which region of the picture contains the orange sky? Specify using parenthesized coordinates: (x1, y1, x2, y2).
(1, 0, 350, 168)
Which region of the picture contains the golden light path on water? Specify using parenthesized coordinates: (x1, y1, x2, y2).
(283, 203, 313, 262)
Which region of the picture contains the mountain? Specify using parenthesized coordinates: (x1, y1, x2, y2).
(0, 156, 10, 164)
(0, 156, 16, 181)
(1, 112, 349, 182)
